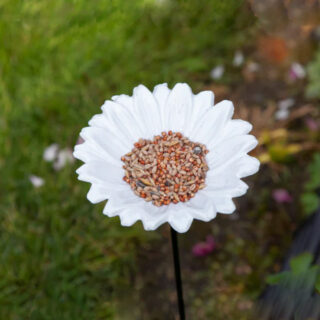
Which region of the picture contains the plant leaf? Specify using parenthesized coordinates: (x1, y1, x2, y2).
(289, 252, 313, 275)
(301, 192, 320, 215)
(316, 275, 320, 294)
(266, 271, 290, 285)
(305, 153, 320, 191)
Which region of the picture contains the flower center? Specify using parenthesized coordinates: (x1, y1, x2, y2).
(121, 131, 209, 206)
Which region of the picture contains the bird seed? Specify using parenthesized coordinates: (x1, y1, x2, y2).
(121, 131, 209, 206)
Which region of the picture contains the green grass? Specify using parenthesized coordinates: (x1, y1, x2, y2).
(0, 0, 254, 318)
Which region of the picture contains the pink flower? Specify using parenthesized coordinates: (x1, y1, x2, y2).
(305, 117, 319, 132)
(29, 175, 45, 188)
(288, 62, 306, 81)
(272, 189, 293, 204)
(76, 136, 85, 145)
(192, 236, 216, 257)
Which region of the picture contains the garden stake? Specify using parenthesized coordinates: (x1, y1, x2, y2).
(170, 227, 186, 320)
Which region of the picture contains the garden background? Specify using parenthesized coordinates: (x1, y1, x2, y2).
(1, 0, 320, 319)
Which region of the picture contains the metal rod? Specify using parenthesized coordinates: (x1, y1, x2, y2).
(170, 227, 186, 320)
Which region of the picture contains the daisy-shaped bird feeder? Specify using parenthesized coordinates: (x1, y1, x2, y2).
(74, 83, 259, 319)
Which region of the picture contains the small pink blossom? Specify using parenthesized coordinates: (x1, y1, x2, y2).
(76, 136, 85, 145)
(29, 175, 45, 188)
(272, 189, 293, 204)
(192, 235, 216, 257)
(288, 62, 306, 81)
(304, 117, 319, 131)
(53, 148, 75, 171)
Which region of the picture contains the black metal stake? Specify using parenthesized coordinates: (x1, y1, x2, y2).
(170, 227, 186, 320)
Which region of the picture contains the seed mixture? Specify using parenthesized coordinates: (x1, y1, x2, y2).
(121, 131, 209, 206)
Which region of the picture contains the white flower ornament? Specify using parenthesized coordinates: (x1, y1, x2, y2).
(74, 83, 259, 233)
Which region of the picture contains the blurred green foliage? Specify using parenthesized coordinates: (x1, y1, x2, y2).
(316, 276, 320, 294)
(266, 252, 319, 288)
(301, 153, 320, 216)
(307, 49, 320, 98)
(0, 0, 253, 318)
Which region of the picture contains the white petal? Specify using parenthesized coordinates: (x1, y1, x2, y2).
(73, 141, 118, 166)
(103, 191, 147, 226)
(76, 160, 126, 191)
(233, 155, 260, 178)
(106, 196, 142, 227)
(210, 197, 236, 214)
(73, 143, 98, 163)
(190, 100, 234, 145)
(206, 135, 258, 170)
(138, 201, 169, 230)
(168, 209, 193, 233)
(103, 191, 139, 214)
(101, 100, 143, 145)
(165, 83, 193, 134)
(88, 113, 108, 128)
(103, 199, 120, 217)
(101, 184, 218, 232)
(133, 85, 162, 138)
(153, 83, 170, 107)
(87, 184, 110, 203)
(80, 127, 129, 164)
(119, 208, 142, 227)
(222, 119, 252, 138)
(153, 83, 171, 131)
(111, 94, 134, 108)
(141, 206, 169, 231)
(184, 90, 214, 136)
(103, 195, 168, 230)
(88, 112, 134, 150)
(186, 192, 217, 222)
(205, 174, 249, 197)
